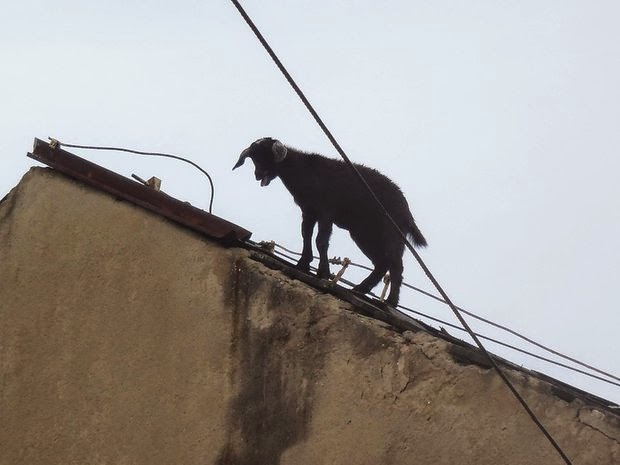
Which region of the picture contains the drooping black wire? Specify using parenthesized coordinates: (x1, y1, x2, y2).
(269, 242, 620, 387)
(50, 139, 215, 213)
(229, 3, 573, 463)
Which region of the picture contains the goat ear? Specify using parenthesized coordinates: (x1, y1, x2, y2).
(272, 140, 288, 163)
(233, 147, 252, 170)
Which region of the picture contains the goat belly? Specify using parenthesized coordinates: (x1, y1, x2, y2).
(333, 213, 361, 232)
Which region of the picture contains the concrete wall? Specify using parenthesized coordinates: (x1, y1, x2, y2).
(1, 168, 618, 465)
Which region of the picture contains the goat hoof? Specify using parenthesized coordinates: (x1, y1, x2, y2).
(375, 300, 393, 313)
(350, 289, 365, 299)
(295, 262, 311, 273)
(351, 285, 370, 295)
(316, 269, 331, 280)
(350, 286, 369, 300)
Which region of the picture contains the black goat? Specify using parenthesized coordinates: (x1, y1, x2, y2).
(233, 137, 427, 306)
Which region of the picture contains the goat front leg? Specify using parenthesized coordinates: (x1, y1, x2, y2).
(315, 219, 333, 279)
(296, 210, 317, 272)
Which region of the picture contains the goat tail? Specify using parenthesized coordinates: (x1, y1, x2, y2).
(408, 221, 427, 248)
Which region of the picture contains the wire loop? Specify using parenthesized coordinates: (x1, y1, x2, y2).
(49, 138, 215, 213)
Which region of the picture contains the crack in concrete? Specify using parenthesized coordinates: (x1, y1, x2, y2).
(577, 408, 620, 445)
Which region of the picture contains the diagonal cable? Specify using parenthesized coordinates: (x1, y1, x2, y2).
(229, 2, 573, 463)
(268, 242, 620, 389)
(272, 239, 620, 384)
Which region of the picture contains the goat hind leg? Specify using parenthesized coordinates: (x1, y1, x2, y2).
(385, 260, 404, 307)
(353, 263, 389, 295)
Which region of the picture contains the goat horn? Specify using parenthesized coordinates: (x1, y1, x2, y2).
(232, 147, 252, 170)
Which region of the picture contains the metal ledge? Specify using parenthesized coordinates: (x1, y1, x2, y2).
(27, 138, 251, 245)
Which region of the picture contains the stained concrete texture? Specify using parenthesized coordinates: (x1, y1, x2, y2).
(0, 167, 619, 465)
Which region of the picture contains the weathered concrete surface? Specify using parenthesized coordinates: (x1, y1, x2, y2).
(1, 168, 619, 465)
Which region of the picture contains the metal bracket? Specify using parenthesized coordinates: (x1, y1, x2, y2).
(331, 257, 351, 283)
(379, 272, 391, 301)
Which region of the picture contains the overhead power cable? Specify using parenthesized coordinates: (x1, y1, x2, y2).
(267, 242, 620, 388)
(49, 139, 215, 213)
(397, 302, 620, 388)
(399, 281, 620, 384)
(229, 2, 573, 463)
(275, 242, 617, 383)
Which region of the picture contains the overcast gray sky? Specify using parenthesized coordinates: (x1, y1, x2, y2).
(2, 1, 619, 404)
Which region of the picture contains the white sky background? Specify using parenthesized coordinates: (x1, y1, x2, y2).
(1, 1, 619, 405)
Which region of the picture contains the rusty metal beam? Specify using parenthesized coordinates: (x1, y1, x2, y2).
(27, 138, 251, 244)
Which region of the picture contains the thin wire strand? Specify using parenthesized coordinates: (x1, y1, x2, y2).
(397, 303, 620, 388)
(399, 281, 620, 384)
(230, 3, 573, 462)
(267, 244, 620, 389)
(269, 242, 620, 385)
(51, 139, 215, 213)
